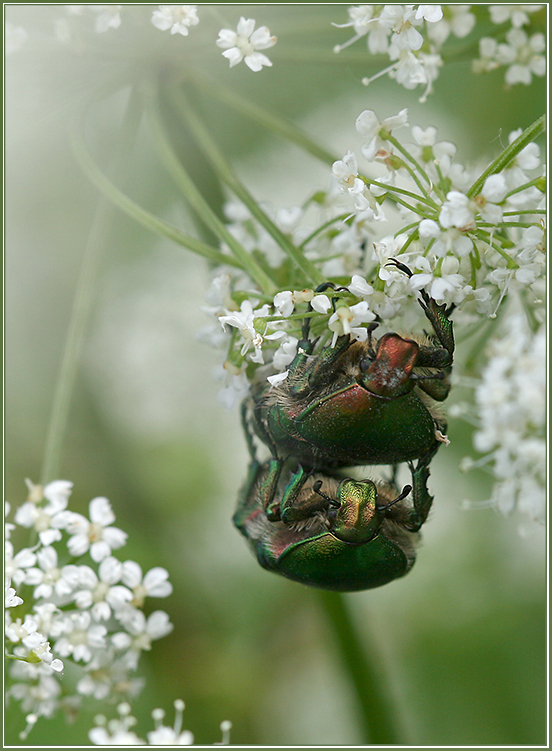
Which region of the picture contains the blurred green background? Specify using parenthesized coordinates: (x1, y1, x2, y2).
(5, 5, 546, 746)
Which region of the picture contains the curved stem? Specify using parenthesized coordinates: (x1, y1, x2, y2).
(187, 70, 337, 166)
(70, 115, 239, 268)
(41, 88, 143, 484)
(168, 83, 324, 288)
(318, 591, 402, 745)
(467, 114, 545, 198)
(143, 84, 276, 295)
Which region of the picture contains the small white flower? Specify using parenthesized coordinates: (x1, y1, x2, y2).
(378, 5, 425, 51)
(332, 151, 365, 195)
(328, 301, 376, 345)
(216, 17, 277, 72)
(426, 5, 475, 46)
(271, 336, 298, 372)
(348, 274, 374, 298)
(5, 540, 37, 588)
(213, 366, 250, 411)
(489, 5, 543, 29)
(89, 726, 144, 745)
(5, 580, 23, 608)
(356, 108, 409, 162)
(219, 300, 274, 364)
(310, 294, 332, 314)
(15, 479, 73, 546)
(267, 371, 289, 387)
(75, 558, 132, 620)
(24, 546, 80, 601)
(121, 561, 172, 608)
(273, 291, 295, 317)
(113, 610, 173, 670)
(439, 191, 476, 231)
(65, 497, 127, 562)
(466, 315, 545, 525)
(52, 610, 107, 663)
(409, 255, 467, 305)
(90, 5, 122, 33)
(151, 5, 199, 36)
(473, 174, 508, 223)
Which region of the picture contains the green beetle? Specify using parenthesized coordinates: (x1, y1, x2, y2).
(250, 281, 454, 470)
(233, 455, 433, 591)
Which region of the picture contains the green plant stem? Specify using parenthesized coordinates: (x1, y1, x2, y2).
(467, 114, 546, 198)
(41, 89, 143, 485)
(188, 71, 337, 166)
(170, 85, 324, 288)
(70, 117, 239, 269)
(318, 591, 402, 745)
(143, 85, 276, 296)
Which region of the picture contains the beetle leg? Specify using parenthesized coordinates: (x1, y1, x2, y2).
(305, 335, 354, 391)
(260, 458, 285, 521)
(401, 437, 442, 530)
(385, 463, 399, 488)
(386, 258, 455, 366)
(280, 466, 330, 523)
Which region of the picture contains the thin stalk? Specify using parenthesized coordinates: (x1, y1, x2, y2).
(299, 213, 351, 249)
(144, 88, 276, 296)
(385, 133, 433, 195)
(169, 86, 324, 288)
(70, 119, 241, 269)
(41, 89, 142, 484)
(363, 176, 438, 211)
(467, 114, 545, 198)
(318, 591, 402, 745)
(188, 71, 337, 165)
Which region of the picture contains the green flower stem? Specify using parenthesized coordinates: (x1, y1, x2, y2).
(467, 114, 546, 198)
(363, 176, 438, 212)
(385, 133, 433, 195)
(143, 87, 276, 296)
(502, 209, 546, 216)
(395, 227, 420, 255)
(479, 221, 542, 229)
(505, 178, 546, 199)
(299, 213, 352, 249)
(318, 591, 402, 745)
(188, 71, 337, 166)
(169, 85, 324, 288)
(41, 89, 143, 485)
(70, 118, 241, 269)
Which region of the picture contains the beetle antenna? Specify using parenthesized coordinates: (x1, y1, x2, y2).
(385, 258, 413, 278)
(378, 484, 412, 510)
(312, 480, 340, 508)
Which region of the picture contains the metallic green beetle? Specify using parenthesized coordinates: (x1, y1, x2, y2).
(233, 455, 433, 591)
(249, 281, 454, 470)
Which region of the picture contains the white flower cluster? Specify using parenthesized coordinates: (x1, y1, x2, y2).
(198, 109, 545, 408)
(5, 480, 173, 740)
(473, 5, 545, 86)
(48, 6, 277, 73)
(87, 700, 231, 745)
(334, 5, 475, 101)
(458, 314, 546, 526)
(334, 5, 545, 98)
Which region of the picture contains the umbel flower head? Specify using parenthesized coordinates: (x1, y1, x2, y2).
(5, 480, 175, 738)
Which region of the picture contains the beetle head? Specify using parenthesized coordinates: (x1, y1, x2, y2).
(359, 333, 419, 398)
